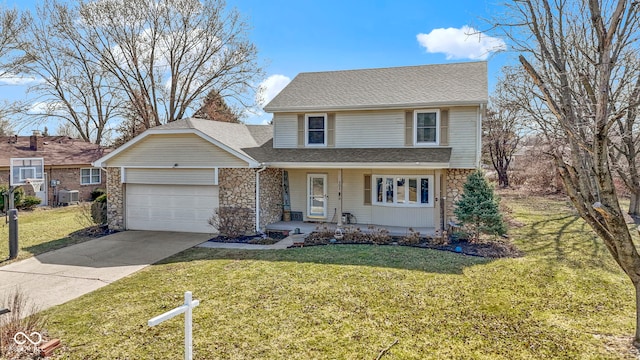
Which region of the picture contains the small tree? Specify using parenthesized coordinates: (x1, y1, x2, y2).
(454, 170, 506, 241)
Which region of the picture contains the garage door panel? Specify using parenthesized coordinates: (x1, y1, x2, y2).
(126, 184, 218, 233)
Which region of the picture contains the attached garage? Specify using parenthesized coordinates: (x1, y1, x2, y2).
(93, 120, 268, 233)
(126, 183, 218, 233)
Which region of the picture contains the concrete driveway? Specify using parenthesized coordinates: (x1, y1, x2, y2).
(0, 231, 210, 315)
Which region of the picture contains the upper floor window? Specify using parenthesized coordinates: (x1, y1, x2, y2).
(414, 109, 439, 145)
(305, 113, 327, 146)
(81, 168, 101, 185)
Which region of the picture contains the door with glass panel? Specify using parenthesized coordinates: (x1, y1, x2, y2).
(307, 174, 327, 218)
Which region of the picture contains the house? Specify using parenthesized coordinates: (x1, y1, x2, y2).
(0, 131, 109, 206)
(94, 62, 486, 234)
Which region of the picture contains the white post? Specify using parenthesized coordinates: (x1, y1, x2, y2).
(184, 291, 193, 360)
(148, 291, 200, 360)
(337, 169, 343, 227)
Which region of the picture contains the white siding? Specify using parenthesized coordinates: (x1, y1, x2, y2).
(287, 168, 436, 228)
(107, 133, 249, 167)
(449, 107, 478, 168)
(273, 113, 298, 148)
(126, 168, 216, 185)
(335, 110, 404, 147)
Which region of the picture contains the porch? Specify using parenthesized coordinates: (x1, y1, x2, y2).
(265, 221, 436, 237)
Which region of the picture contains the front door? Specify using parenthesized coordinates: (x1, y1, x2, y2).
(307, 174, 327, 218)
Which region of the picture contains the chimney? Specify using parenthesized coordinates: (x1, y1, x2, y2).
(30, 130, 44, 151)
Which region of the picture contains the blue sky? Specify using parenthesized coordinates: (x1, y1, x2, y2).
(1, 0, 510, 130)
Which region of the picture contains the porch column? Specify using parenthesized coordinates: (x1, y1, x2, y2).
(435, 170, 442, 231)
(337, 168, 343, 227)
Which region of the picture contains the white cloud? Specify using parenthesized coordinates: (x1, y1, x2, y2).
(257, 74, 291, 107)
(0, 74, 42, 86)
(416, 26, 506, 60)
(28, 101, 66, 114)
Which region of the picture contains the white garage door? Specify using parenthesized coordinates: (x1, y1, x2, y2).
(126, 184, 218, 233)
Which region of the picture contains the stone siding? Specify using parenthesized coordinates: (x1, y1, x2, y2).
(259, 168, 283, 230)
(446, 169, 475, 222)
(219, 168, 257, 230)
(106, 167, 124, 230)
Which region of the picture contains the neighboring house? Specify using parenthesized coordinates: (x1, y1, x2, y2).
(0, 132, 109, 206)
(95, 61, 486, 234)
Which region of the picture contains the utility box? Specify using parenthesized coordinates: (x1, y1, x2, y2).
(58, 190, 79, 205)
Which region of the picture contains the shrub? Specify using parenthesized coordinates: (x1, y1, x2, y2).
(0, 185, 24, 212)
(398, 228, 421, 245)
(305, 224, 334, 245)
(208, 207, 254, 238)
(367, 225, 392, 245)
(90, 188, 106, 201)
(454, 170, 507, 241)
(16, 195, 41, 211)
(91, 194, 108, 225)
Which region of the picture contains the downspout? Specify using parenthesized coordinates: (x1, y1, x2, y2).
(255, 165, 267, 233)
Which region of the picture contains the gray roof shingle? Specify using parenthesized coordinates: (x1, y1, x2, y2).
(264, 62, 488, 112)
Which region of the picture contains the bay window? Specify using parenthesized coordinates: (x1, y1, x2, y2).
(373, 175, 433, 207)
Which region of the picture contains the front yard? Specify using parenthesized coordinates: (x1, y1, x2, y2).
(0, 206, 92, 262)
(37, 194, 637, 359)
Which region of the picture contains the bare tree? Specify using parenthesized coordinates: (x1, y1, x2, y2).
(0, 6, 28, 80)
(18, 1, 122, 145)
(496, 0, 640, 345)
(77, 0, 262, 128)
(193, 88, 240, 123)
(0, 117, 12, 136)
(484, 68, 525, 187)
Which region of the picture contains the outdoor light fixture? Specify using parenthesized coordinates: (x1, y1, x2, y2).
(0, 308, 10, 316)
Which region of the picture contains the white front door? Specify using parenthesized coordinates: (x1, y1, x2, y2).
(307, 174, 327, 218)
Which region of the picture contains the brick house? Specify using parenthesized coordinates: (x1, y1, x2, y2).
(0, 132, 109, 206)
(94, 62, 486, 234)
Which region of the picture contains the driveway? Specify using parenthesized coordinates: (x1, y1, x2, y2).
(0, 231, 210, 315)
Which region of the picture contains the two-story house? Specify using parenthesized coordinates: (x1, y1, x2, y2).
(94, 62, 486, 234)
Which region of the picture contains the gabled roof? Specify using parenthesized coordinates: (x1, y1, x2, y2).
(264, 62, 488, 112)
(0, 136, 109, 168)
(94, 118, 272, 168)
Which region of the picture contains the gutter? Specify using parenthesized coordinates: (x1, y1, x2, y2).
(255, 165, 267, 233)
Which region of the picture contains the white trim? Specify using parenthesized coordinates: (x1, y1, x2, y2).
(413, 109, 440, 146)
(116, 165, 247, 169)
(80, 167, 102, 185)
(121, 167, 126, 183)
(267, 162, 450, 169)
(92, 128, 260, 168)
(304, 113, 328, 147)
(213, 168, 219, 185)
(307, 173, 327, 218)
(265, 101, 488, 113)
(372, 174, 435, 208)
(477, 104, 484, 167)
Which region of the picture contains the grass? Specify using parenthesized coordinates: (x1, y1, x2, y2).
(37, 193, 639, 359)
(0, 205, 91, 263)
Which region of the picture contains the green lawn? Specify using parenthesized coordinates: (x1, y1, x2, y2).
(0, 206, 91, 263)
(40, 195, 637, 359)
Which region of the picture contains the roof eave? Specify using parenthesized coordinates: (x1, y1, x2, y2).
(263, 162, 451, 169)
(264, 101, 488, 113)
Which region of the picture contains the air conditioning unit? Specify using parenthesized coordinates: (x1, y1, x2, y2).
(58, 190, 80, 205)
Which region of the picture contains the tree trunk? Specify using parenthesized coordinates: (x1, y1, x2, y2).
(629, 191, 640, 216)
(497, 169, 509, 188)
(635, 282, 640, 347)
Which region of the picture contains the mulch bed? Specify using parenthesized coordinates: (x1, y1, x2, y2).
(70, 225, 119, 239)
(208, 231, 288, 245)
(299, 233, 522, 258)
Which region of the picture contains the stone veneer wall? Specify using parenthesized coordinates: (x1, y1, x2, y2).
(106, 167, 124, 230)
(219, 168, 257, 230)
(259, 168, 282, 230)
(446, 169, 475, 222)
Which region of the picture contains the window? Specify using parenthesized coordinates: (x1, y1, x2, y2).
(81, 168, 101, 185)
(363, 175, 372, 205)
(414, 109, 439, 145)
(373, 175, 433, 207)
(305, 113, 327, 146)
